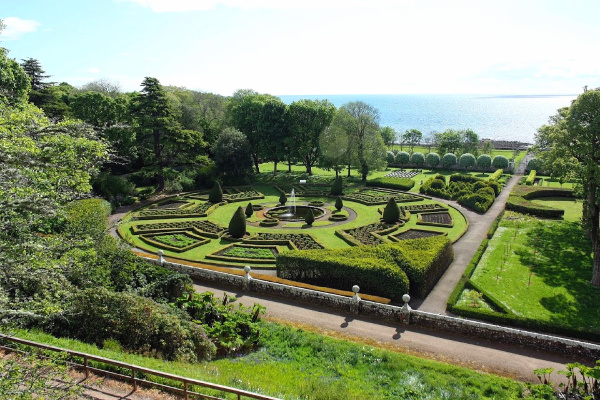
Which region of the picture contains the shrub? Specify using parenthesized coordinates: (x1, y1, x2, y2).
(411, 152, 425, 169)
(525, 170, 536, 186)
(335, 196, 344, 211)
(245, 202, 254, 218)
(330, 176, 343, 196)
(209, 181, 223, 203)
(59, 288, 216, 362)
(419, 175, 451, 200)
(492, 155, 509, 170)
(458, 193, 494, 213)
(395, 151, 410, 168)
(442, 153, 457, 169)
(459, 153, 476, 171)
(279, 192, 287, 205)
(426, 152, 440, 168)
(477, 154, 492, 170)
(382, 197, 400, 223)
(366, 177, 415, 191)
(63, 199, 111, 239)
(228, 206, 246, 238)
(93, 172, 135, 202)
(386, 151, 395, 164)
(305, 208, 315, 226)
(527, 158, 543, 172)
(489, 168, 503, 181)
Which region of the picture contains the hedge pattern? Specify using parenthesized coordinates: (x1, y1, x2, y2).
(342, 188, 422, 206)
(244, 232, 324, 250)
(525, 170, 537, 186)
(366, 177, 415, 191)
(131, 221, 225, 237)
(505, 186, 574, 218)
(419, 174, 500, 213)
(140, 231, 210, 253)
(338, 222, 400, 246)
(489, 168, 504, 181)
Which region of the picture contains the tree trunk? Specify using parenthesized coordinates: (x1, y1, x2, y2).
(347, 163, 351, 177)
(252, 153, 260, 174)
(288, 159, 292, 173)
(156, 173, 165, 193)
(273, 160, 278, 175)
(590, 187, 600, 286)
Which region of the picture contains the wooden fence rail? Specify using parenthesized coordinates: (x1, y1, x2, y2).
(0, 333, 281, 400)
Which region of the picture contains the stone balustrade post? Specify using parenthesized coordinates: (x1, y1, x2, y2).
(157, 250, 165, 265)
(400, 293, 411, 324)
(243, 265, 252, 290)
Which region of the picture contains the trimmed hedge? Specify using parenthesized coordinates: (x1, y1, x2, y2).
(366, 177, 415, 191)
(489, 168, 503, 181)
(525, 170, 536, 186)
(420, 174, 499, 213)
(276, 236, 453, 300)
(505, 186, 574, 218)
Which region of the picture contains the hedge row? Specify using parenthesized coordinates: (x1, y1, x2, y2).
(276, 236, 453, 300)
(366, 177, 415, 191)
(525, 169, 536, 186)
(489, 168, 504, 181)
(505, 186, 574, 218)
(419, 174, 499, 213)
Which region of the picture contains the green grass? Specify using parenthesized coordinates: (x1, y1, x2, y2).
(531, 197, 582, 222)
(469, 209, 600, 333)
(7, 322, 528, 399)
(532, 176, 576, 189)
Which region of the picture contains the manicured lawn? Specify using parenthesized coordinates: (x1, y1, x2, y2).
(532, 175, 576, 189)
(11, 322, 527, 399)
(468, 208, 600, 334)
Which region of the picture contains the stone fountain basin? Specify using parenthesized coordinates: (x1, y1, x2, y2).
(265, 205, 325, 221)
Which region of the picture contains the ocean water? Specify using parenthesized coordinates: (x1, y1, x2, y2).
(278, 94, 576, 144)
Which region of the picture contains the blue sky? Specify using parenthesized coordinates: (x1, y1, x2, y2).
(1, 0, 598, 96)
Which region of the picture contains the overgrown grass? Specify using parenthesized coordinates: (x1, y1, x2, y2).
(469, 209, 600, 334)
(7, 321, 528, 399)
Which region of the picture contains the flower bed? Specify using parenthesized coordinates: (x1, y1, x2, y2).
(206, 243, 279, 264)
(131, 220, 225, 237)
(139, 231, 210, 252)
(417, 211, 454, 227)
(244, 232, 324, 250)
(390, 229, 445, 241)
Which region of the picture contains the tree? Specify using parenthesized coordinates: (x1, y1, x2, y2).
(0, 48, 30, 105)
(477, 154, 492, 171)
(386, 151, 395, 164)
(245, 202, 254, 218)
(338, 102, 383, 181)
(395, 151, 410, 169)
(321, 109, 355, 177)
(209, 181, 223, 203)
(335, 196, 344, 211)
(442, 153, 457, 169)
(380, 126, 396, 147)
(411, 152, 425, 170)
(526, 158, 543, 172)
(461, 129, 479, 156)
(492, 155, 509, 170)
(80, 78, 121, 98)
(258, 98, 289, 174)
(228, 207, 246, 238)
(382, 197, 400, 223)
(330, 176, 343, 195)
(535, 88, 600, 285)
(20, 58, 51, 91)
(426, 152, 440, 169)
(305, 208, 315, 226)
(459, 153, 476, 171)
(435, 129, 462, 154)
(404, 129, 423, 153)
(279, 193, 287, 205)
(212, 127, 254, 181)
(287, 99, 336, 175)
(423, 131, 436, 153)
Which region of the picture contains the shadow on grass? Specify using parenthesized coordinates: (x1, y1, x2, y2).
(517, 220, 600, 331)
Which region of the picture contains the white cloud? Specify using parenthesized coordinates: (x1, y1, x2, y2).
(88, 67, 101, 73)
(0, 17, 40, 40)
(120, 0, 385, 12)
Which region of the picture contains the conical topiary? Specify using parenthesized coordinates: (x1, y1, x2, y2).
(245, 202, 253, 218)
(305, 208, 315, 226)
(228, 206, 246, 238)
(279, 192, 287, 205)
(330, 176, 343, 195)
(209, 181, 223, 203)
(382, 197, 400, 223)
(335, 196, 343, 211)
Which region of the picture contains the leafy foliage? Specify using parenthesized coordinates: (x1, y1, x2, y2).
(426, 152, 440, 168)
(305, 208, 315, 226)
(411, 152, 425, 169)
(228, 206, 247, 238)
(492, 155, 509, 170)
(366, 177, 415, 191)
(330, 176, 343, 195)
(477, 154, 492, 170)
(382, 197, 400, 223)
(209, 181, 223, 203)
(442, 153, 457, 169)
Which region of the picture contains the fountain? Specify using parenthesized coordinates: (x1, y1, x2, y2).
(291, 188, 296, 214)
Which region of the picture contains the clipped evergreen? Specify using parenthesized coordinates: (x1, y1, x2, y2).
(382, 197, 400, 223)
(330, 176, 343, 195)
(209, 181, 223, 203)
(305, 208, 315, 226)
(245, 202, 254, 218)
(335, 196, 343, 211)
(279, 192, 287, 205)
(228, 206, 246, 238)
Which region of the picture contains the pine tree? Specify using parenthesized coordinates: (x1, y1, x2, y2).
(335, 196, 344, 211)
(245, 202, 253, 218)
(330, 176, 343, 195)
(279, 193, 287, 205)
(20, 58, 50, 91)
(209, 181, 223, 203)
(305, 208, 315, 226)
(228, 207, 246, 238)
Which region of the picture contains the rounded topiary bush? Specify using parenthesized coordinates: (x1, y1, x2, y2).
(386, 151, 395, 164)
(492, 155, 509, 170)
(228, 206, 246, 238)
(411, 152, 425, 169)
(442, 153, 457, 169)
(260, 218, 279, 227)
(427, 152, 441, 168)
(382, 197, 400, 223)
(335, 196, 343, 211)
(477, 154, 492, 170)
(395, 151, 410, 168)
(245, 202, 254, 218)
(309, 200, 324, 207)
(279, 193, 287, 205)
(209, 181, 223, 203)
(330, 176, 343, 196)
(305, 208, 315, 226)
(252, 204, 263, 211)
(459, 153, 476, 171)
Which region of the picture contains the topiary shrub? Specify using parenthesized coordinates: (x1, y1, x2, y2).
(335, 196, 343, 211)
(305, 208, 315, 226)
(395, 151, 410, 169)
(426, 152, 441, 169)
(477, 154, 492, 171)
(489, 168, 503, 181)
(459, 153, 476, 171)
(386, 151, 395, 164)
(279, 192, 287, 205)
(442, 153, 457, 169)
(492, 155, 509, 170)
(228, 206, 246, 238)
(209, 181, 223, 203)
(330, 176, 343, 195)
(366, 177, 415, 191)
(245, 202, 254, 218)
(382, 197, 400, 223)
(525, 170, 536, 186)
(411, 152, 425, 170)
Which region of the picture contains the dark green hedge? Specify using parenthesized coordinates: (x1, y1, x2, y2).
(366, 177, 415, 191)
(525, 170, 536, 186)
(276, 236, 453, 300)
(505, 196, 565, 218)
(420, 174, 499, 213)
(489, 169, 503, 181)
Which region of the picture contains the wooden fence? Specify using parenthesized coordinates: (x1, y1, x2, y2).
(0, 333, 281, 400)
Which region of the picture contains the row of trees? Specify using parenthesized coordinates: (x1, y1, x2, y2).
(387, 128, 487, 156)
(387, 151, 509, 171)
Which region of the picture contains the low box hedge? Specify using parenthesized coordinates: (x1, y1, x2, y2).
(525, 170, 536, 186)
(489, 169, 503, 181)
(366, 177, 415, 191)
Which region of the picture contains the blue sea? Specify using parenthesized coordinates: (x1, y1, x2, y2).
(278, 94, 576, 144)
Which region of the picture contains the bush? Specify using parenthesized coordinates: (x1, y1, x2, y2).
(228, 206, 247, 238)
(426, 152, 440, 168)
(492, 155, 509, 170)
(525, 170, 537, 186)
(335, 196, 343, 211)
(93, 172, 135, 202)
(366, 177, 415, 191)
(279, 192, 287, 205)
(59, 288, 216, 362)
(63, 199, 111, 239)
(459, 153, 476, 170)
(489, 168, 503, 181)
(330, 176, 343, 196)
(245, 202, 254, 218)
(382, 197, 400, 223)
(395, 151, 410, 168)
(442, 153, 457, 169)
(477, 154, 492, 170)
(411, 152, 425, 169)
(505, 186, 574, 218)
(209, 181, 223, 203)
(386, 151, 395, 164)
(305, 208, 315, 226)
(527, 158, 543, 172)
